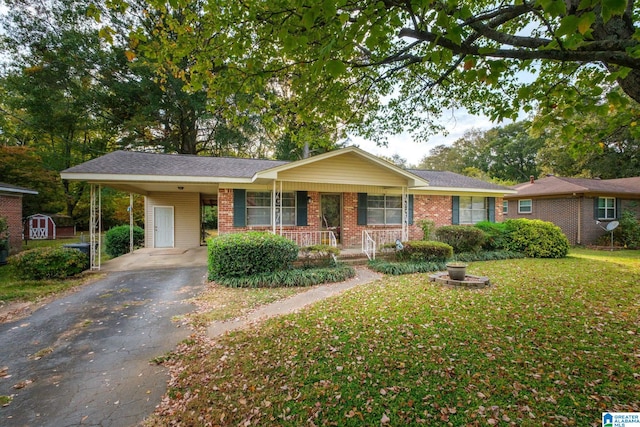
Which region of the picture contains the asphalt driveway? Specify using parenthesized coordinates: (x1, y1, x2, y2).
(0, 266, 207, 427)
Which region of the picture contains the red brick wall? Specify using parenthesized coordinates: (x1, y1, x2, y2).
(0, 194, 24, 253)
(219, 190, 503, 248)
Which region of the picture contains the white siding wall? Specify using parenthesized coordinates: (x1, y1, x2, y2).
(145, 192, 200, 248)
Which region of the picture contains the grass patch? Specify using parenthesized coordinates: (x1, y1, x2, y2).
(0, 233, 108, 304)
(183, 285, 313, 328)
(0, 262, 92, 303)
(147, 249, 640, 426)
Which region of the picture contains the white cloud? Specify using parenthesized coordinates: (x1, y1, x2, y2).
(348, 109, 497, 167)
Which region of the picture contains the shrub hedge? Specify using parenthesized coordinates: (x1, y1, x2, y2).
(10, 247, 88, 280)
(208, 232, 298, 279)
(616, 210, 640, 248)
(395, 240, 453, 262)
(215, 264, 355, 288)
(474, 221, 509, 250)
(105, 225, 145, 258)
(504, 218, 569, 258)
(368, 260, 447, 275)
(435, 225, 486, 253)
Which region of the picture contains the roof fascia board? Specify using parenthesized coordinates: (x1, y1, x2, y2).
(0, 187, 38, 195)
(60, 172, 254, 184)
(412, 186, 516, 195)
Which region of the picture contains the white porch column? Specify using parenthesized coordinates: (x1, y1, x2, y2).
(272, 181, 276, 234)
(402, 186, 409, 241)
(129, 193, 134, 254)
(90, 184, 102, 271)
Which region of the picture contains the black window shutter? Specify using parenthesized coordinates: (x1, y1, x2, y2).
(233, 189, 246, 227)
(296, 191, 308, 226)
(488, 197, 496, 222)
(594, 197, 600, 220)
(452, 196, 460, 225)
(408, 194, 414, 225)
(616, 198, 622, 219)
(357, 193, 368, 225)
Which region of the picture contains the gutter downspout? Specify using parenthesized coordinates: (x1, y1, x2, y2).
(577, 196, 582, 245)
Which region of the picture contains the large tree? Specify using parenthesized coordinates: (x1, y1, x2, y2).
(116, 0, 639, 145)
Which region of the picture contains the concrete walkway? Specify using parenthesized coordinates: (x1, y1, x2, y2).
(207, 267, 382, 337)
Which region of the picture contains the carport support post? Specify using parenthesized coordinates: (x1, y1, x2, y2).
(129, 193, 133, 254)
(90, 184, 102, 271)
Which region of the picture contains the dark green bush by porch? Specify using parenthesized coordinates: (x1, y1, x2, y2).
(435, 225, 486, 253)
(504, 218, 569, 258)
(215, 264, 355, 288)
(474, 221, 509, 250)
(9, 247, 88, 280)
(394, 240, 453, 262)
(105, 225, 145, 258)
(208, 232, 298, 279)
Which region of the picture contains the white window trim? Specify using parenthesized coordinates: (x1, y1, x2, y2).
(597, 197, 616, 220)
(518, 199, 532, 214)
(503, 200, 508, 215)
(459, 196, 488, 224)
(367, 194, 402, 225)
(246, 191, 296, 226)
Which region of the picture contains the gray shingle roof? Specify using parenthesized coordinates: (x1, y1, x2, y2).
(408, 170, 512, 191)
(62, 150, 512, 192)
(62, 151, 288, 178)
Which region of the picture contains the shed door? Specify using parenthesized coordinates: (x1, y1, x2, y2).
(30, 217, 49, 239)
(154, 206, 174, 248)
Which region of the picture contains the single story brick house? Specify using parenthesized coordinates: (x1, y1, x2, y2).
(61, 147, 514, 263)
(0, 182, 38, 253)
(504, 175, 640, 245)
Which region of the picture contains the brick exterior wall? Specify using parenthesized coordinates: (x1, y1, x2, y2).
(0, 194, 24, 253)
(504, 196, 640, 245)
(218, 190, 503, 248)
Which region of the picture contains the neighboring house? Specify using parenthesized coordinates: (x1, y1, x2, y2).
(504, 175, 640, 245)
(0, 182, 38, 253)
(61, 147, 514, 259)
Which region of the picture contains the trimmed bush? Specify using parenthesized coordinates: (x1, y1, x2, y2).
(435, 225, 486, 253)
(395, 240, 453, 262)
(216, 264, 355, 288)
(503, 218, 569, 258)
(10, 247, 88, 280)
(368, 260, 446, 275)
(474, 221, 509, 250)
(452, 250, 525, 262)
(208, 232, 298, 279)
(105, 225, 145, 258)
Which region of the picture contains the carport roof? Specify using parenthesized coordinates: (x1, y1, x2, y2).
(62, 150, 288, 178)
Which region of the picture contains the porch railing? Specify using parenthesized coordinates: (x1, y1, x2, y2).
(362, 230, 376, 260)
(280, 230, 337, 248)
(361, 228, 404, 260)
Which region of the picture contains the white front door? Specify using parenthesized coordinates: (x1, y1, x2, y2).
(154, 206, 174, 248)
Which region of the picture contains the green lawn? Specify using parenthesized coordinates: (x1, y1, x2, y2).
(0, 234, 107, 303)
(147, 249, 640, 426)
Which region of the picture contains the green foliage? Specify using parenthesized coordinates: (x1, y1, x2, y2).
(105, 225, 145, 258)
(395, 240, 453, 263)
(9, 247, 88, 280)
(215, 264, 355, 288)
(435, 225, 486, 253)
(504, 219, 570, 258)
(0, 216, 8, 252)
(202, 206, 218, 229)
(368, 260, 447, 275)
(474, 221, 509, 250)
(208, 232, 299, 279)
(616, 210, 640, 248)
(416, 219, 436, 240)
(452, 250, 526, 263)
